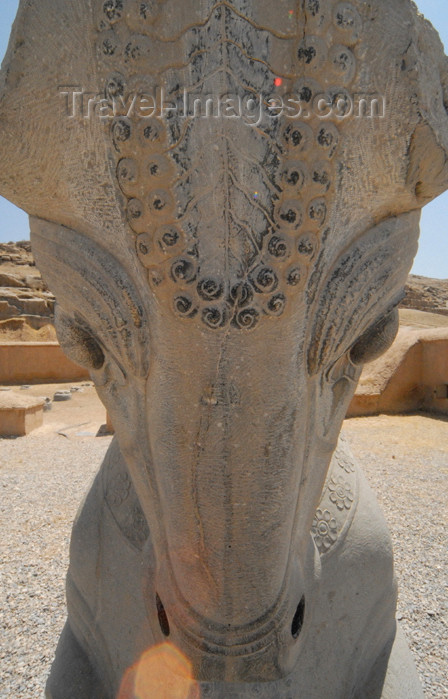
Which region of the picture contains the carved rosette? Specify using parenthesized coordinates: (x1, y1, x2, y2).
(311, 447, 357, 556)
(94, 0, 362, 330)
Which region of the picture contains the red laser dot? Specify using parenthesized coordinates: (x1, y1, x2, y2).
(274, 77, 283, 87)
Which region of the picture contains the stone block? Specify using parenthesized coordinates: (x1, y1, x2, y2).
(21, 297, 49, 315)
(0, 392, 44, 436)
(0, 300, 12, 317)
(0, 272, 24, 287)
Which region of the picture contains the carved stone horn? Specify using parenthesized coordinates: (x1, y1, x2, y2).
(0, 2, 447, 697)
(405, 17, 448, 205)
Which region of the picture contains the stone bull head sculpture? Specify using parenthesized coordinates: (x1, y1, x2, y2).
(1, 1, 448, 697)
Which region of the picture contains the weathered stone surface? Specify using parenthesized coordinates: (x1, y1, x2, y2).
(0, 288, 54, 319)
(0, 272, 24, 287)
(53, 390, 72, 402)
(0, 241, 56, 340)
(1, 1, 448, 697)
(0, 241, 34, 267)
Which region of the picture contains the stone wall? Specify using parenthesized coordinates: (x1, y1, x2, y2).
(0, 343, 89, 384)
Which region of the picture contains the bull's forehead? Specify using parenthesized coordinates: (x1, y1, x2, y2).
(2, 0, 448, 335)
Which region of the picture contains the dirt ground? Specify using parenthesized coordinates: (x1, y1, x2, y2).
(345, 411, 448, 457)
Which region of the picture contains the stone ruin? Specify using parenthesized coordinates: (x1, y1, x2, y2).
(0, 241, 55, 340)
(1, 1, 448, 697)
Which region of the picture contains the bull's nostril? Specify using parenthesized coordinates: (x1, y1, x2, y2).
(291, 596, 305, 639)
(156, 593, 170, 637)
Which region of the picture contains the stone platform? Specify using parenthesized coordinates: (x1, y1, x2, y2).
(0, 392, 45, 436)
(348, 310, 448, 417)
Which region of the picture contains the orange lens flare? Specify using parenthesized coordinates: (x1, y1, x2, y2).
(118, 642, 200, 699)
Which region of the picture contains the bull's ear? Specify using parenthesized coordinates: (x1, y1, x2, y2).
(349, 308, 399, 366)
(54, 306, 106, 372)
(307, 211, 420, 376)
(406, 122, 448, 205)
(30, 217, 151, 381)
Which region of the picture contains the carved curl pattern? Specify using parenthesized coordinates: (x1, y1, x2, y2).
(96, 0, 362, 330)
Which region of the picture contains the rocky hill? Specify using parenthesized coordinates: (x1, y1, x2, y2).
(0, 241, 56, 341)
(400, 274, 448, 317)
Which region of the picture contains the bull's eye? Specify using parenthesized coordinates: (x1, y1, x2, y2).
(349, 307, 399, 366)
(156, 593, 170, 637)
(291, 596, 306, 639)
(55, 307, 105, 371)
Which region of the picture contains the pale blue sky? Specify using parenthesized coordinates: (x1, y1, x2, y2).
(0, 1, 447, 277)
